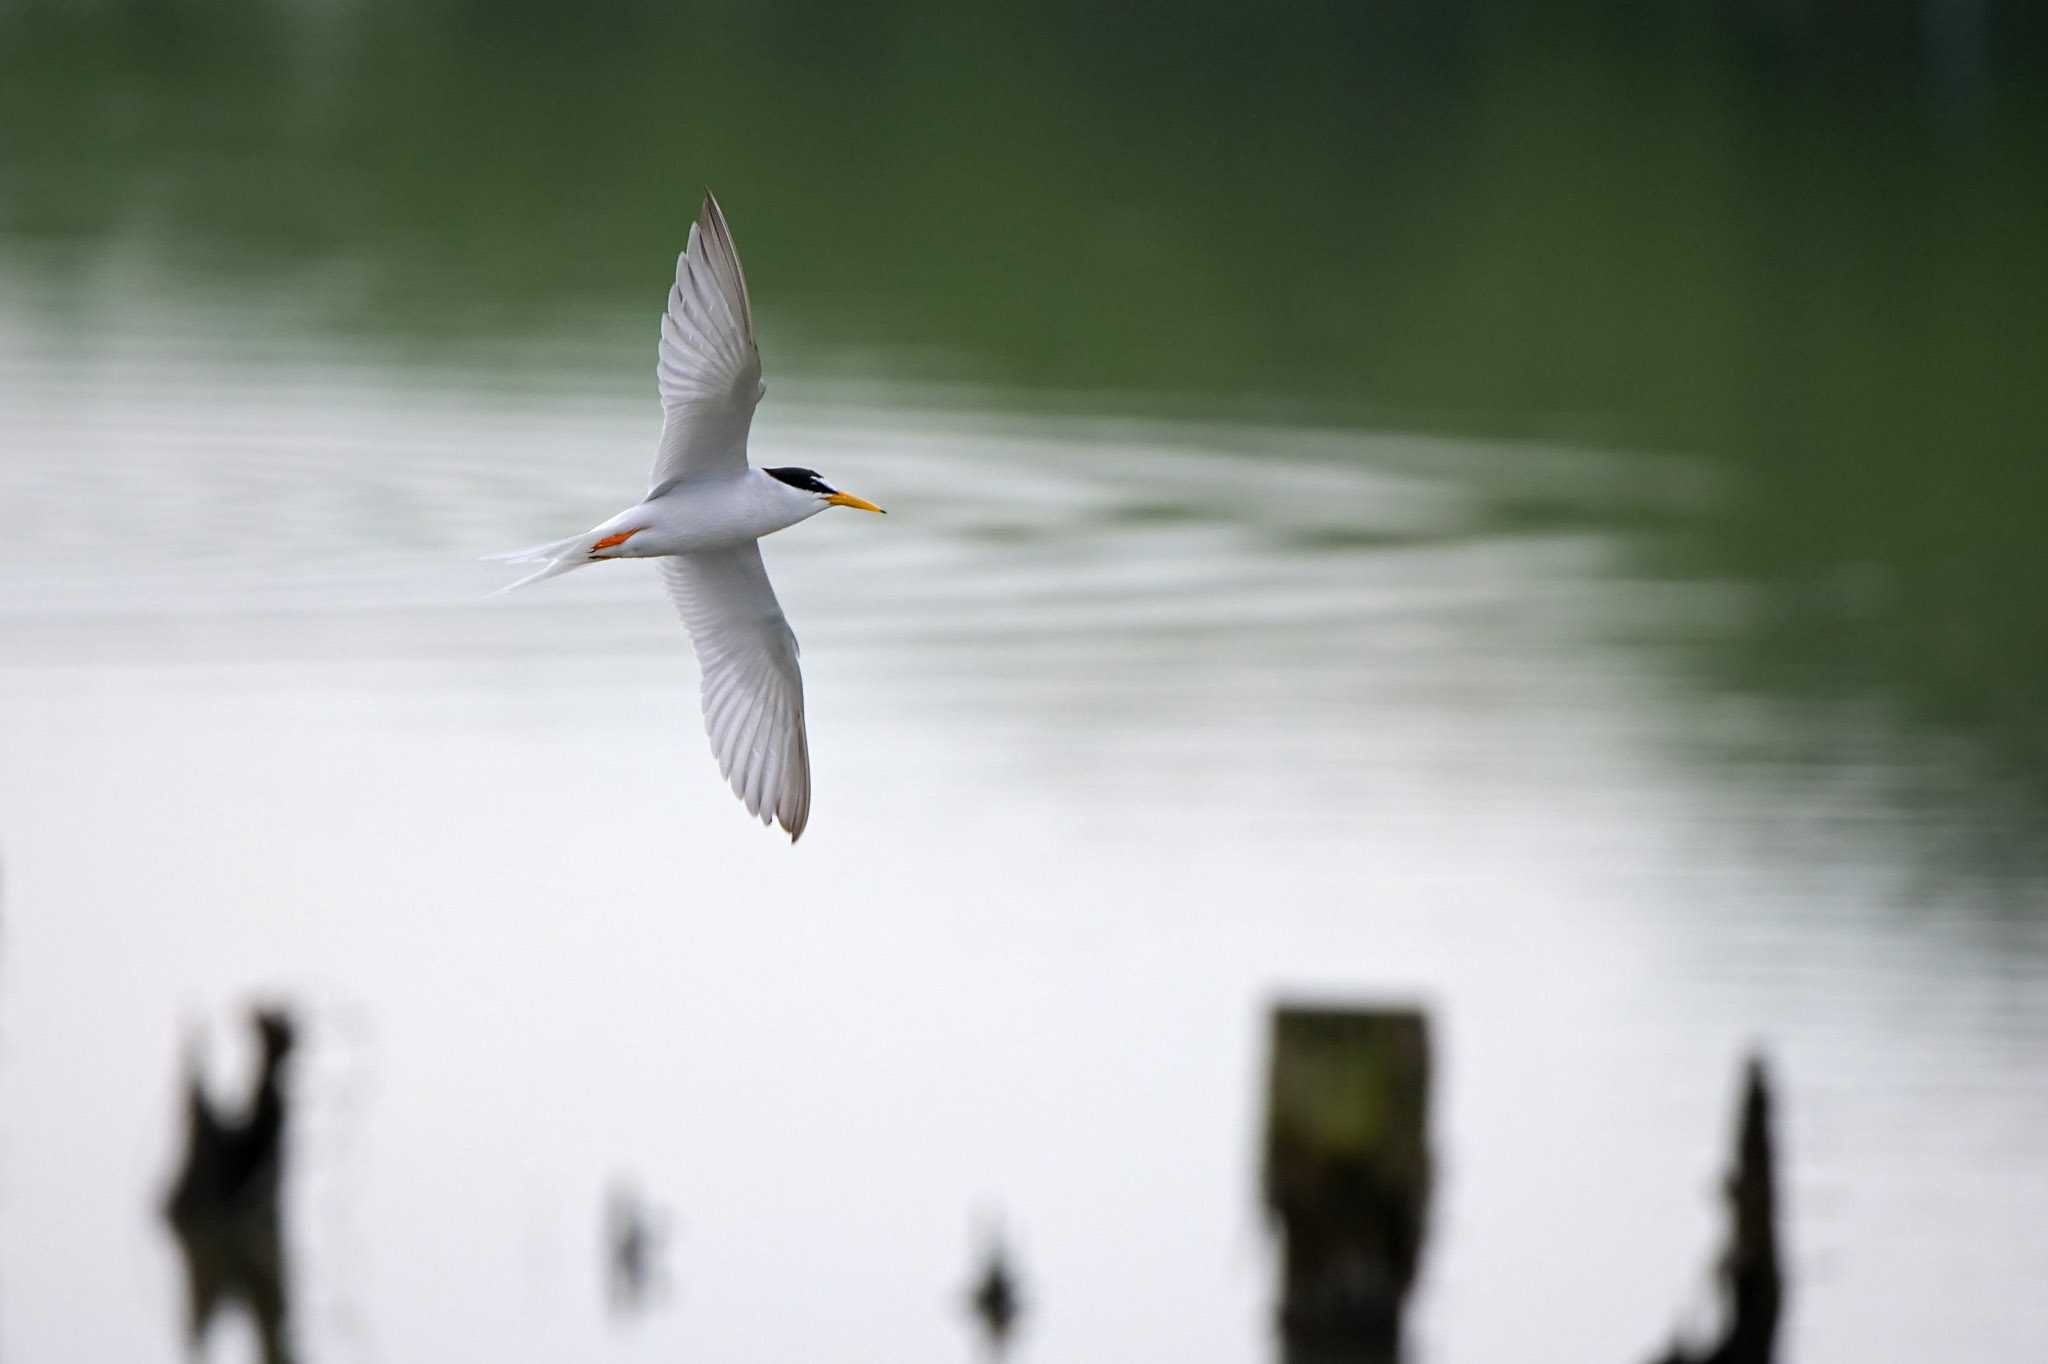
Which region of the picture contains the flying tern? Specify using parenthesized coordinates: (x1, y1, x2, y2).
(489, 192, 883, 841)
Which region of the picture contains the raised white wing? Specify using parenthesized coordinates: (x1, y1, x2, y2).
(651, 191, 765, 494)
(661, 545, 811, 841)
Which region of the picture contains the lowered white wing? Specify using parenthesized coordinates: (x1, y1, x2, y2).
(661, 545, 811, 841)
(651, 191, 765, 494)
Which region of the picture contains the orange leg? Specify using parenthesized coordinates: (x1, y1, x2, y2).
(589, 528, 643, 557)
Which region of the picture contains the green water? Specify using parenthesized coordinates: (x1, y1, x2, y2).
(8, 2, 2045, 862)
(4, 7, 2048, 1363)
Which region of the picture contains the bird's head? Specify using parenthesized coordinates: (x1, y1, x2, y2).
(765, 466, 885, 514)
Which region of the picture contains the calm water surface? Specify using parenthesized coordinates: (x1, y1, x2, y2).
(3, 271, 2046, 1363)
(5, 10, 2048, 1355)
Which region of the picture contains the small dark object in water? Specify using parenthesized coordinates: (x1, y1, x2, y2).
(166, 1007, 294, 1222)
(1263, 1004, 1431, 1364)
(1650, 1053, 1783, 1364)
(967, 1229, 1023, 1354)
(163, 1006, 297, 1364)
(606, 1181, 672, 1315)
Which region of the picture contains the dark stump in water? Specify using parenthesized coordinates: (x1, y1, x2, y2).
(164, 1006, 296, 1364)
(606, 1180, 673, 1316)
(1263, 1005, 1431, 1364)
(1653, 1054, 1783, 1364)
(967, 1230, 1023, 1358)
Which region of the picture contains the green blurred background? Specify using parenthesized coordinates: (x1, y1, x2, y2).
(8, 0, 2045, 847)
(4, 5, 2048, 1362)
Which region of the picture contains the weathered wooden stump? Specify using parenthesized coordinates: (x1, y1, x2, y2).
(1263, 1005, 1431, 1364)
(164, 1006, 296, 1364)
(1652, 1053, 1783, 1364)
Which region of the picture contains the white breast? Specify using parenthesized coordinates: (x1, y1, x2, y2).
(626, 471, 823, 556)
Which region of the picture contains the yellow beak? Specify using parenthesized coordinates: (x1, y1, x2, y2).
(826, 490, 886, 514)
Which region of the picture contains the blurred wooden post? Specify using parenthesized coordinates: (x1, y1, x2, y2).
(1262, 1005, 1431, 1364)
(164, 1007, 297, 1364)
(1653, 1053, 1783, 1364)
(966, 1229, 1022, 1359)
(1720, 1056, 1782, 1364)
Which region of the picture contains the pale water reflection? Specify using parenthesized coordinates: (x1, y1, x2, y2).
(2, 289, 2046, 1363)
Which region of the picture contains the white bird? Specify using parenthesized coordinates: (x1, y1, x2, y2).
(487, 192, 883, 842)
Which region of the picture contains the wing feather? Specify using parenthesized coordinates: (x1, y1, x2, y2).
(651, 191, 765, 493)
(660, 545, 811, 841)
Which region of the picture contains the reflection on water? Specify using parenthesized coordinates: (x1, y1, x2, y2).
(2, 4, 2047, 1363)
